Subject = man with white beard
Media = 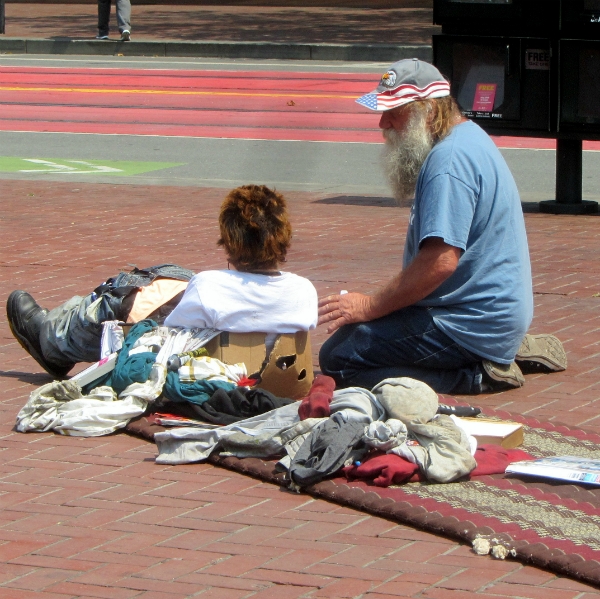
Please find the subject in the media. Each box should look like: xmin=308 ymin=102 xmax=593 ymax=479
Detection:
xmin=318 ymin=59 xmax=566 ymax=395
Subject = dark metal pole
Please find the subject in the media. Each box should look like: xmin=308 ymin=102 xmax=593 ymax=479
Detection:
xmin=556 ymin=138 xmax=582 ymax=204
xmin=539 ymin=138 xmax=598 ymax=214
xmin=0 ymin=0 xmax=5 ymax=35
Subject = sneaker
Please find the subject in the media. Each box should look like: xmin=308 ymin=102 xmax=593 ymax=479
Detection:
xmin=516 ymin=333 xmax=567 ymax=373
xmin=120 ymin=30 xmax=131 ymax=41
xmin=6 ymin=290 xmax=74 ymax=379
xmin=481 ymin=360 xmax=525 ymax=390
xmin=96 ymin=34 xmax=109 ymax=40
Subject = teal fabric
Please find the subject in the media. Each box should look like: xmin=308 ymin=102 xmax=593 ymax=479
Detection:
xmin=82 ymin=319 xmax=237 ymax=405
xmin=109 ymin=319 xmax=158 ymax=393
xmin=163 ymin=372 xmax=236 ymax=406
xmin=82 ymin=319 xmax=157 ymax=394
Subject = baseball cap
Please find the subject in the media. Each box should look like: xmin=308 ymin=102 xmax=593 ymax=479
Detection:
xmin=356 ymin=58 xmax=450 ymax=112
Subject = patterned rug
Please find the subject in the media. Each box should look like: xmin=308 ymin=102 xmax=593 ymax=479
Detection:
xmin=206 ymin=401 xmax=600 ymax=586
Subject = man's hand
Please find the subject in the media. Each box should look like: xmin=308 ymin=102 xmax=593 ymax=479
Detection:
xmin=318 ymin=292 xmax=373 ymax=334
xmin=318 ymin=238 xmax=461 ymax=336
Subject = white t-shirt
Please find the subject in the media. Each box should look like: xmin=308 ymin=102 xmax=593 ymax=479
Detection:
xmin=164 ymin=270 xmax=318 ymax=333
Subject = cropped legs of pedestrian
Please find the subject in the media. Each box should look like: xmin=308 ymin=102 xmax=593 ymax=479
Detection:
xmin=97 ymin=0 xmax=131 ymax=40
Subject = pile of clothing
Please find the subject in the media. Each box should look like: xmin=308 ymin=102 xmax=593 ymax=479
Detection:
xmin=16 ymin=320 xmax=289 ymax=436
xmin=154 ymin=374 xmax=533 ymax=487
xmin=15 ymin=320 xmax=533 ymax=487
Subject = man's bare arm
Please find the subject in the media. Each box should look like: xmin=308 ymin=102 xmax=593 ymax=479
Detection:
xmin=318 ymin=237 xmax=461 ymax=334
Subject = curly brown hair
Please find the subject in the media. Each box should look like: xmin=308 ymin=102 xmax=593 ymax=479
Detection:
xmin=217 ymin=185 xmax=292 ymax=272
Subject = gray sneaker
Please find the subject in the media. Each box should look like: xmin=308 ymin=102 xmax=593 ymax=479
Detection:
xmin=516 ymin=334 xmax=567 ymax=373
xmin=95 ymin=34 xmax=109 ymax=40
xmin=120 ymin=30 xmax=131 ymax=41
xmin=482 ymin=360 xmax=525 ymax=390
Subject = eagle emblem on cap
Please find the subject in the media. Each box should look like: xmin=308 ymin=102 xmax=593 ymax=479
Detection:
xmin=381 ymin=70 xmax=397 ymax=87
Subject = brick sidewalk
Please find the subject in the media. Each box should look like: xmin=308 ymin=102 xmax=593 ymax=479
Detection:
xmin=2 ymin=3 xmax=438 ymax=45
xmin=1 ymin=179 xmax=600 ymax=598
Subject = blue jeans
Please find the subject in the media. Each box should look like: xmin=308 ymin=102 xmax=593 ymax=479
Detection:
xmin=319 ymin=306 xmax=485 ymax=395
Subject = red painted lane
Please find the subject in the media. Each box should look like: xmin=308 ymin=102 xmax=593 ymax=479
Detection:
xmin=0 ymin=66 xmax=378 ymax=81
xmin=0 ymin=66 xmax=375 ymax=94
xmin=0 ymin=119 xmax=382 ymax=143
xmin=0 ymin=66 xmax=376 ymax=141
xmin=2 ymin=66 xmax=600 ymax=150
xmin=0 ymin=90 xmax=367 ymax=113
xmin=0 ymin=103 xmax=376 ymax=130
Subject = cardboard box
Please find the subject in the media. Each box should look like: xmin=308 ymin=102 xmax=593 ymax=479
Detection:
xmin=121 ymin=325 xmax=314 ymax=400
xmin=453 ymin=416 xmax=524 ymax=449
xmin=204 ymin=331 xmax=314 ymax=400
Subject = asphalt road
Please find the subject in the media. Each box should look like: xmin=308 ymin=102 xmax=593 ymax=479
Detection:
xmin=1 ymin=54 xmax=599 ymax=203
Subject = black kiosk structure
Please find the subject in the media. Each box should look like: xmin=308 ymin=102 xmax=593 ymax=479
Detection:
xmin=433 ymin=0 xmax=600 ymax=214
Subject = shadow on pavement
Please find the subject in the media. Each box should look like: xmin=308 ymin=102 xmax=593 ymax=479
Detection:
xmin=314 ymin=195 xmax=396 ymax=207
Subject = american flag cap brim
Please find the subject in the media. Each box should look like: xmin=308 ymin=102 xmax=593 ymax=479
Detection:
xmin=356 ymin=81 xmax=451 ymax=112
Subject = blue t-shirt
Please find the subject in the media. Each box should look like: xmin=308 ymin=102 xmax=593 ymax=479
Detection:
xmin=404 ymin=120 xmax=533 ymax=363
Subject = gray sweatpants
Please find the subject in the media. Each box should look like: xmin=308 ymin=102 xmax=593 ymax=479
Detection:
xmin=97 ymin=0 xmax=131 ymax=36
xmin=39 ymin=294 xmax=105 ymax=367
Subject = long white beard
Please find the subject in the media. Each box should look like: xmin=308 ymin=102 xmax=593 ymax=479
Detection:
xmin=381 ymin=110 xmax=434 ymax=206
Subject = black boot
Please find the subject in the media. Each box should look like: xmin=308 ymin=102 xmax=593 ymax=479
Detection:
xmin=6 ymin=290 xmax=74 ymax=379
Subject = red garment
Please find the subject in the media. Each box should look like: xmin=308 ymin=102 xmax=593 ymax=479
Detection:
xmin=343 ymin=444 xmax=535 ymax=487
xmin=469 ymin=444 xmax=535 ymax=476
xmin=237 ymin=376 xmax=259 ymax=387
xmin=344 ymin=452 xmax=420 ymax=486
xmin=298 ymin=374 xmax=336 ymax=420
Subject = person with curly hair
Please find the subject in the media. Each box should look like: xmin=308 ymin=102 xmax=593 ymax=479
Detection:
xmin=6 ymin=185 xmax=318 ymax=379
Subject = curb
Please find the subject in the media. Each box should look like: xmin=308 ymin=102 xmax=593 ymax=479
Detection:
xmin=0 ymin=38 xmax=432 ymax=62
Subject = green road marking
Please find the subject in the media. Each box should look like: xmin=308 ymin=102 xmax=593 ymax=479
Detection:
xmin=0 ymin=157 xmax=185 ymax=176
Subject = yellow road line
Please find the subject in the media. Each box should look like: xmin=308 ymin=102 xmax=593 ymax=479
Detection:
xmin=0 ymin=85 xmax=360 ymax=99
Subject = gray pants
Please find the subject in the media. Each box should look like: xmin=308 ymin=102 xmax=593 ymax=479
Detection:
xmin=39 ymin=294 xmax=105 ymax=367
xmin=98 ymin=0 xmax=131 ymax=36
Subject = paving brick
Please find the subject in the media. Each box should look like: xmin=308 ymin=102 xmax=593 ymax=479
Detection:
xmin=370 ymin=578 xmax=434 ymax=597
xmin=68 ymin=563 xmax=148 ymax=586
xmin=200 ymin=554 xmax=275 ymax=577
xmin=160 ymin=516 xmax=244 ymax=533
xmin=278 ymin=521 xmax=353 ymax=542
xmin=545 ymin=576 xmax=600 ymax=592
xmin=112 ymin=576 xmax=207 ymax=596
xmin=234 ymin=568 xmax=332 ymax=588
xmin=136 ymin=553 xmax=223 ymax=581
xmin=261 ymin=548 xmax=338 ymax=573
xmin=2 ymin=568 xmax=75 ymax=591
xmin=0 ymin=589 xmax=78 ymax=599
xmin=241 ymin=585 xmax=318 ymax=599
xmin=8 ymin=555 xmax=97 ymax=572
xmin=42 ymin=581 xmax=140 ymax=599
xmin=501 ymin=566 xmax=559 ymax=586
xmin=71 ymin=549 xmax=160 ymax=568
xmin=0 ymin=540 xmax=56 ymax=562
xmin=306 ymin=562 xmax=393 ymax=582
xmin=483 ymin=582 xmax=585 ymax=599
xmin=188 ymin=588 xmax=248 ymax=599
xmin=166 ymin=572 xmax=271 ymax=592
xmin=314 ymin=577 xmax=376 ymax=597
xmin=0 ymin=562 xmax=37 ymax=584
xmin=95 ymin=533 xmax=168 ymax=555
xmin=421 ymin=589 xmax=499 ymax=599
xmin=193 ymin=541 xmax=288 ymax=559
xmin=157 ymin=529 xmax=232 ymax=550
xmin=436 ymin=567 xmax=509 ymax=592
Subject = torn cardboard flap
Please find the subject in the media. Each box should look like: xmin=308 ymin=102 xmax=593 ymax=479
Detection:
xmin=205 ymin=331 xmax=314 ymax=399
